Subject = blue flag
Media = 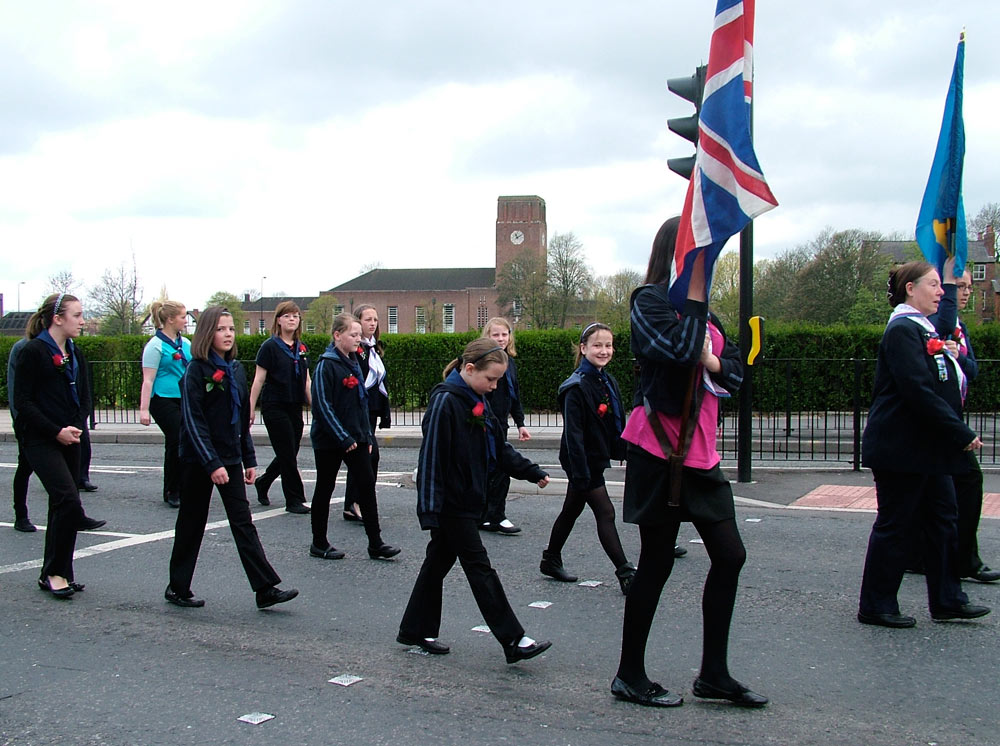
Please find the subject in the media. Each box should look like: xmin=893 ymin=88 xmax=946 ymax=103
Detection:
xmin=915 ymin=32 xmax=966 ymax=278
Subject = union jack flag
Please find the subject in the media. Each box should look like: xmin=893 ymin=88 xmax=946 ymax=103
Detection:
xmin=669 ymin=0 xmax=778 ymax=308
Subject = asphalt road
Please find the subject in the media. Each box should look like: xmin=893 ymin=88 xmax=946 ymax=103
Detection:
xmin=1 ymin=442 xmax=998 ymax=746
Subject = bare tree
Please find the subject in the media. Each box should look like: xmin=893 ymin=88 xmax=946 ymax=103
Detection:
xmin=593 ymin=269 xmax=643 ymax=329
xmin=495 ymin=249 xmax=555 ymax=329
xmin=968 ymin=202 xmax=1000 ymax=255
xmin=90 ymin=258 xmax=144 ymax=334
xmin=47 ymin=270 xmax=81 ymax=295
xmin=548 ymin=232 xmax=592 ymax=328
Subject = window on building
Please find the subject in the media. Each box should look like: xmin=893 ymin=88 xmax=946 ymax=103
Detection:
xmin=388 ymin=306 xmax=398 ymax=334
xmin=333 ymin=304 xmax=344 ymax=315
xmin=511 ymin=299 xmax=523 ymax=321
xmin=443 ymin=304 xmax=455 ymax=333
xmin=415 ymin=306 xmax=426 ymax=334
xmin=305 ymin=323 xmax=315 ymax=333
xmin=258 ymin=318 xmax=266 ymax=333
xmin=244 ymin=320 xmax=251 ymax=334
xmin=477 ymin=304 xmax=488 ymax=330
xmin=973 ymin=264 xmax=986 ymax=281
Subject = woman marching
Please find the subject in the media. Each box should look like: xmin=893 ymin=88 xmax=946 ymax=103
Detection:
xmin=539 ymin=322 xmax=636 ymax=594
xmin=309 ymin=312 xmax=399 ymax=560
xmin=248 ymin=301 xmax=311 ymax=514
xmin=479 ymin=317 xmax=531 ymax=534
xmin=612 ymin=217 xmax=766 ymax=708
xmin=166 ymin=306 xmax=298 ymax=610
xmin=858 ymin=261 xmax=991 ymax=627
xmin=14 ymin=294 xmax=91 ymax=598
xmin=139 ymin=299 xmax=192 ymax=508
xmin=398 ymin=338 xmax=552 ymax=662
xmin=342 ymin=304 xmax=390 ymax=523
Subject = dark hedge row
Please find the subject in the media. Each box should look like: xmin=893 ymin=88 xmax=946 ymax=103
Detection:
xmin=3 ymin=322 xmax=1000 ymax=413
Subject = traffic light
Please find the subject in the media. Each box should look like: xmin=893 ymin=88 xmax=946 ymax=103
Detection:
xmin=666 ymin=65 xmax=707 ymax=180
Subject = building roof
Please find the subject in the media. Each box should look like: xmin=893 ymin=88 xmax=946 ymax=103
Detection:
xmin=871 ymin=238 xmax=994 ymax=264
xmin=240 ymin=296 xmax=319 ymax=311
xmin=327 ymin=268 xmax=496 ymax=293
xmin=0 ymin=311 xmax=31 ymax=335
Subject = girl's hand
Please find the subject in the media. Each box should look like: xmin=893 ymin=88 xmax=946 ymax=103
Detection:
xmin=965 ymin=437 xmax=983 ymax=451
xmin=536 ymin=476 xmax=549 ymax=488
xmin=345 ymin=441 xmax=358 ymax=453
xmin=139 ymin=410 xmax=151 ymax=426
xmin=57 ymin=427 xmax=82 ymax=445
xmin=244 ymin=467 xmax=256 ymax=484
xmin=368 ymin=444 xmax=373 ymax=454
xmin=517 ymin=426 xmax=531 ymax=441
xmin=249 ymin=409 xmax=256 ymax=426
xmin=210 ymin=467 xmax=229 ymax=484
xmin=943 ymin=255 xmax=957 ymax=283
xmin=943 ymin=339 xmax=959 ymax=358
xmin=700 ymin=333 xmax=721 ymax=373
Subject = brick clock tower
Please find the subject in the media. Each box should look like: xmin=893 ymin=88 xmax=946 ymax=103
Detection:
xmin=495 ymin=195 xmax=547 ymax=275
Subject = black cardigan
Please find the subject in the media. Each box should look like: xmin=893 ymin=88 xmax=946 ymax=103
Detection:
xmin=416 ymin=381 xmax=547 ymax=529
xmin=357 ymin=340 xmax=391 ymax=428
xmin=310 ymin=347 xmax=372 ymax=451
xmin=629 ymin=284 xmax=742 ymax=413
xmin=179 ymin=358 xmax=256 ymax=473
xmin=861 ymin=316 xmax=975 ymax=474
xmin=485 ymin=356 xmax=526 ymax=430
xmin=12 ymin=338 xmax=91 ymax=446
xmin=558 ymin=367 xmax=626 ymax=486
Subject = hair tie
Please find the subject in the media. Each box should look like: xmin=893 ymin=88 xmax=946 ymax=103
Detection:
xmin=54 ymin=293 xmax=65 ymax=315
xmin=469 ymin=345 xmax=503 ymax=364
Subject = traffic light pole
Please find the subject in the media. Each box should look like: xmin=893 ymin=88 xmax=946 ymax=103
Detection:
xmin=737 ymin=220 xmax=753 ymax=483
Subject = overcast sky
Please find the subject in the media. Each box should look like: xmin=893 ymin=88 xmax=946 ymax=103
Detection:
xmin=1 ymin=1 xmax=997 ymax=315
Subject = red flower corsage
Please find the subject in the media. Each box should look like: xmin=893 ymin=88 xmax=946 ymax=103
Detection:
xmin=597 ymin=403 xmax=608 ymax=417
xmin=926 ymin=338 xmax=945 ymax=355
xmin=952 ymin=327 xmax=962 ymax=342
xmin=343 ymin=375 xmax=359 ymax=389
xmin=469 ymin=401 xmax=487 ymax=430
xmin=172 ymin=351 xmax=183 ymax=360
xmin=205 ymin=369 xmax=226 ymax=392
xmin=299 ymin=343 xmax=307 ymax=354
xmin=356 ymin=344 xmax=366 ymax=360
xmin=52 ymin=353 xmax=67 ymax=372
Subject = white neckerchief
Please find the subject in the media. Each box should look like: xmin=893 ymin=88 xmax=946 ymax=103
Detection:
xmin=887 ymin=303 xmax=966 ymax=397
xmin=362 ymin=337 xmax=387 ymax=396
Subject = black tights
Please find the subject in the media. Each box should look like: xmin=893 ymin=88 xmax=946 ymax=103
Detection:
xmin=545 ymin=484 xmax=627 ymax=568
xmin=616 ymin=518 xmax=746 ymax=690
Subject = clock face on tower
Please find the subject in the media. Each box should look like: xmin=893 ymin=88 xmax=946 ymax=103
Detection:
xmin=510 ymin=230 xmax=525 ymax=245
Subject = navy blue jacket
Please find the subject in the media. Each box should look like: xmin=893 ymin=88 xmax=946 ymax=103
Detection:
xmin=310 ymin=346 xmax=372 ymax=451
xmin=629 ymin=284 xmax=742 ymax=413
xmin=558 ymin=366 xmax=626 ymax=487
xmin=416 ymin=380 xmax=547 ymax=529
xmin=861 ymin=316 xmax=975 ymax=474
xmin=357 ymin=340 xmax=391 ymax=428
xmin=486 ymin=356 xmax=525 ymax=430
xmin=12 ymin=338 xmax=91 ymax=446
xmin=179 ymin=358 xmax=255 ymax=473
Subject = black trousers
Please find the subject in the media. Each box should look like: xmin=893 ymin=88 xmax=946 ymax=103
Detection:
xmin=149 ymin=395 xmax=183 ymax=499
xmin=259 ymin=402 xmax=306 ymax=506
xmin=345 ymin=413 xmax=380 ymax=511
xmin=23 ymin=441 xmax=83 ymax=581
xmin=953 ymin=453 xmax=986 ymax=577
xmin=78 ymin=424 xmax=92 ymax=483
xmin=860 ymin=470 xmax=968 ymax=615
xmin=400 ymin=515 xmax=524 ymax=647
xmin=169 ymin=462 xmax=282 ymax=594
xmin=482 ymin=428 xmax=512 ymax=524
xmin=12 ymin=435 xmax=31 ymax=520
xmin=312 ymin=446 xmax=382 ymax=549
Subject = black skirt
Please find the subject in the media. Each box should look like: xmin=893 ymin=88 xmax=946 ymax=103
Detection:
xmin=622 ymin=443 xmax=734 ymax=525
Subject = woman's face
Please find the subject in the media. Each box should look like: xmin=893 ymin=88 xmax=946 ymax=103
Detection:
xmin=54 ymin=300 xmax=85 ymax=338
xmin=334 ymin=321 xmax=362 ymax=356
xmin=463 ymin=361 xmax=506 ymax=395
xmin=212 ymin=314 xmax=236 ymax=355
xmin=277 ymin=311 xmax=300 ymax=336
xmin=168 ymin=309 xmax=187 ymax=335
xmin=956 ymin=272 xmax=973 ymax=311
xmin=907 ymin=269 xmax=944 ymax=316
xmin=359 ymin=309 xmax=378 ymax=338
xmin=581 ymin=329 xmax=614 ymax=369
xmin=488 ymin=324 xmax=510 ymax=351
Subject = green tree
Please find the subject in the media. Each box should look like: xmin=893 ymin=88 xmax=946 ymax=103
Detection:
xmin=205 ymin=291 xmax=247 ymax=332
xmin=753 ymin=246 xmax=812 ymax=322
xmin=593 ymin=269 xmax=643 ymax=330
xmin=304 ymin=294 xmax=339 ymax=336
xmin=709 ymin=251 xmax=741 ymax=331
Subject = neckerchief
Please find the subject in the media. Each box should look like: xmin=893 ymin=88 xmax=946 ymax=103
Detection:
xmin=578 ymin=358 xmax=624 ymax=431
xmin=272 ymin=335 xmax=303 ymax=378
xmin=209 ymin=351 xmax=241 ymax=425
xmin=334 ymin=346 xmax=368 ymax=408
xmin=887 ymin=303 xmax=967 ymax=400
xmin=445 ymin=368 xmax=496 ymax=471
xmin=361 ymin=337 xmax=388 ymax=397
xmin=155 ymin=329 xmax=187 ymax=367
xmin=37 ymin=329 xmax=79 ymax=406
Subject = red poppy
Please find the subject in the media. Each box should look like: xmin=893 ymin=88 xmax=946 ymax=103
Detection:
xmin=211 ymin=369 xmax=226 ymax=382
xmin=926 ymin=338 xmax=945 ymax=355
xmin=953 ymin=327 xmax=962 ymax=341
xmin=469 ymin=401 xmax=487 ymax=429
xmin=299 ymin=344 xmax=307 ymax=354
xmin=52 ymin=353 xmax=64 ymax=368
xmin=472 ymin=402 xmax=485 ymax=417
xmin=597 ymin=403 xmax=608 ymax=417
xmin=343 ymin=375 xmax=359 ymax=389
xmin=172 ymin=351 xmax=183 ymax=360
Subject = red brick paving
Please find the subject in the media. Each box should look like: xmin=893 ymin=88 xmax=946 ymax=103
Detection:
xmin=792 ymin=486 xmax=1000 ymax=517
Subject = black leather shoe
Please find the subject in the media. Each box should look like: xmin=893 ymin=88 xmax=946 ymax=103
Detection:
xmin=616 ymin=562 xmax=637 ymax=595
xmin=857 ymin=610 xmax=916 ymax=628
xmin=310 ymin=543 xmax=346 ymax=560
xmin=692 ymin=677 xmax=768 ymax=707
xmin=254 ymin=477 xmax=270 ymax=506
xmin=164 ymin=492 xmax=181 ymax=508
xmin=396 ymin=633 xmax=450 ymax=654
xmin=494 ymin=520 xmax=521 ymax=535
xmin=14 ymin=517 xmax=37 ymax=532
xmin=611 ymin=676 xmax=683 ymax=707
xmin=256 ymin=586 xmax=299 ymax=609
xmin=674 ymin=545 xmax=687 ymax=558
xmin=504 ymin=639 xmax=551 ymax=664
xmin=965 ymin=565 xmax=1000 ymax=583
xmin=165 ymin=586 xmax=205 ymax=607
xmin=78 ymin=480 xmax=98 ymax=492
xmin=69 ymin=582 xmax=85 ymax=593
xmin=78 ymin=516 xmax=107 ymax=531
xmin=368 ymin=544 xmax=401 ymax=560
xmin=343 ymin=506 xmax=362 ymax=522
xmin=479 ymin=522 xmax=498 ymax=532
xmin=931 ymin=603 xmax=991 ymax=621
xmin=38 ymin=578 xmax=75 ymax=599
xmin=540 ymin=550 xmax=577 ymax=582
xmin=285 ymin=503 xmax=310 ymax=514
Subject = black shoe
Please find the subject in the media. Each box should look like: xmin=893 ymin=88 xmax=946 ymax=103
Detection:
xmin=396 ymin=633 xmax=450 ymax=654
xmin=494 ymin=519 xmax=521 ymax=535
xmin=504 ymin=639 xmax=551 ymax=664
xmin=165 ymin=586 xmax=205 ymax=608
xmin=611 ymin=676 xmax=683 ymax=707
xmin=479 ymin=522 xmax=498 ymax=532
xmin=343 ymin=506 xmax=362 ymax=522
xmin=164 ymin=492 xmax=181 ymax=508
xmin=78 ymin=516 xmax=107 ymax=531
xmin=14 ymin=517 xmax=37 ymax=532
xmin=285 ymin=503 xmax=310 ymax=514
xmin=857 ymin=610 xmax=916 ymax=628
xmin=254 ymin=477 xmax=270 ymax=506
xmin=78 ymin=480 xmax=98 ymax=492
xmin=310 ymin=543 xmax=346 ymax=560
xmin=692 ymin=677 xmax=768 ymax=707
xmin=540 ymin=550 xmax=578 ymax=582
xmin=38 ymin=578 xmax=74 ymax=599
xmin=69 ymin=582 xmax=85 ymax=593
xmin=256 ymin=586 xmax=299 ymax=609
xmin=674 ymin=545 xmax=687 ymax=558
xmin=615 ymin=562 xmax=636 ymax=595
xmin=931 ymin=603 xmax=991 ymax=621
xmin=965 ymin=565 xmax=1000 ymax=583
xmin=368 ymin=544 xmax=401 ymax=560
